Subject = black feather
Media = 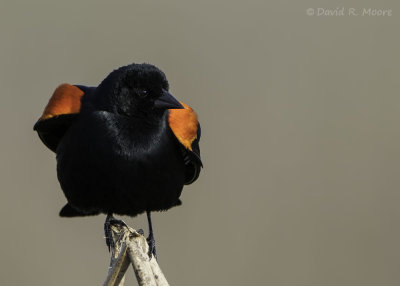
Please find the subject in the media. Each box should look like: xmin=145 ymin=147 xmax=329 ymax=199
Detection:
xmin=35 ymin=63 xmax=202 ymax=217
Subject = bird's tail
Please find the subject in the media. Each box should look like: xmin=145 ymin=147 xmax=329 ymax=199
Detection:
xmin=59 ymin=203 xmax=99 ymax=217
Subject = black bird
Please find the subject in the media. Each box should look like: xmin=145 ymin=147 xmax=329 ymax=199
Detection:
xmin=34 ymin=63 xmax=202 ymax=258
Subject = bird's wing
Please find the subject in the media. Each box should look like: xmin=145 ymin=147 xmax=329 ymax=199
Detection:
xmin=168 ymin=102 xmax=203 ymax=185
xmin=33 ymin=84 xmax=95 ymax=152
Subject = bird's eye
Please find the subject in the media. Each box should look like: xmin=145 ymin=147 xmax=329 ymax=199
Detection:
xmin=138 ymin=89 xmax=148 ymax=98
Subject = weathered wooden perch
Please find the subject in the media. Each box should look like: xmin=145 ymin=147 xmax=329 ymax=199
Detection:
xmin=103 ymin=223 xmax=169 ymax=286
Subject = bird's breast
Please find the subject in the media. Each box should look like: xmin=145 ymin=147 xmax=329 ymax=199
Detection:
xmin=60 ymin=111 xmax=182 ymax=176
xmin=56 ymin=111 xmax=185 ymax=215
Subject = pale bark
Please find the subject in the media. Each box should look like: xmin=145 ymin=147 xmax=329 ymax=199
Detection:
xmin=103 ymin=223 xmax=169 ymax=286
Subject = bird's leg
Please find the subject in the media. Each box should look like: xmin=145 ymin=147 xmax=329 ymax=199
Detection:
xmin=104 ymin=213 xmax=127 ymax=252
xmin=146 ymin=211 xmax=158 ymax=260
xmin=104 ymin=213 xmax=114 ymax=251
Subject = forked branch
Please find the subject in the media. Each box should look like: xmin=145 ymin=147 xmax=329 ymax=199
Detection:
xmin=103 ymin=223 xmax=169 ymax=286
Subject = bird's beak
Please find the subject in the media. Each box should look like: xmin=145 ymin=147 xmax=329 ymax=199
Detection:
xmin=154 ymin=90 xmax=184 ymax=109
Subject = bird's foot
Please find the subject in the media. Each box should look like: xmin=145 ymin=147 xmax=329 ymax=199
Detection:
xmin=104 ymin=213 xmax=128 ymax=252
xmin=147 ymin=233 xmax=158 ymax=260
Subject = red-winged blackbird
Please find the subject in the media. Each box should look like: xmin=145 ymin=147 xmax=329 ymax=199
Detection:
xmin=34 ymin=63 xmax=202 ymax=258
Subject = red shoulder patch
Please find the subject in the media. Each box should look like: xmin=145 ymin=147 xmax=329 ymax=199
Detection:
xmin=168 ymin=102 xmax=198 ymax=151
xmin=40 ymin=84 xmax=84 ymax=120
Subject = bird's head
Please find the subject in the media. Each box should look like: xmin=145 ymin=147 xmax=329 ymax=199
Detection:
xmin=90 ymin=63 xmax=183 ymax=120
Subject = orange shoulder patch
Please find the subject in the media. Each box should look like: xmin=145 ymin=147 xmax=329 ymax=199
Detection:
xmin=40 ymin=84 xmax=84 ymax=120
xmin=168 ymin=102 xmax=198 ymax=151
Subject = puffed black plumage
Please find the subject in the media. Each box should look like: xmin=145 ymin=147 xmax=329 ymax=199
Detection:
xmin=34 ymin=63 xmax=202 ymax=218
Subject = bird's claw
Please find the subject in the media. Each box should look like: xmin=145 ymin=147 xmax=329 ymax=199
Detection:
xmin=104 ymin=213 xmax=157 ymax=260
xmin=147 ymin=234 xmax=158 ymax=260
xmin=104 ymin=214 xmax=128 ymax=252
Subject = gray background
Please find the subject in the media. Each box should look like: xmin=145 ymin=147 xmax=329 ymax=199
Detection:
xmin=1 ymin=1 xmax=399 ymax=285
